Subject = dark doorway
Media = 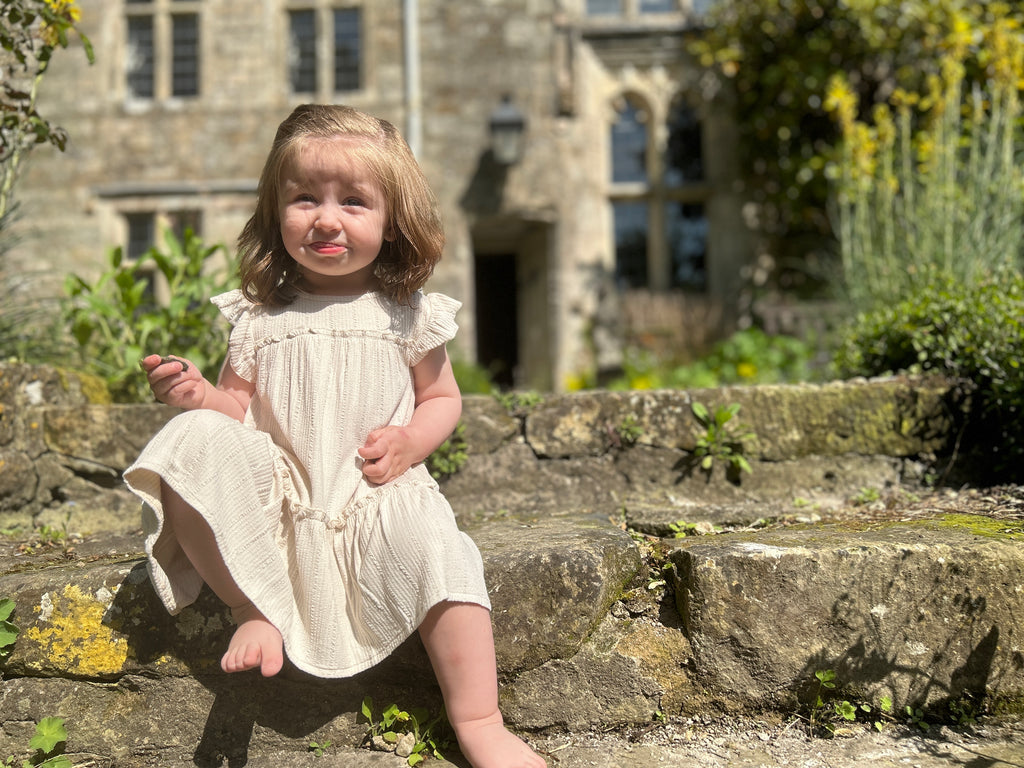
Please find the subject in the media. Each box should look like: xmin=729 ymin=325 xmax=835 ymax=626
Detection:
xmin=474 ymin=253 xmax=518 ymax=388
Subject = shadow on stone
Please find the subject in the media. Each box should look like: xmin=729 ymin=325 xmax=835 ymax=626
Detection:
xmin=105 ymin=565 xmax=445 ymax=765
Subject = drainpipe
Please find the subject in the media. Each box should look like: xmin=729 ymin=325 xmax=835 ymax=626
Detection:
xmin=403 ymin=0 xmax=422 ymax=158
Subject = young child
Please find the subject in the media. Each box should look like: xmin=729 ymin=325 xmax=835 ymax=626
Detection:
xmin=124 ymin=104 xmax=546 ymax=768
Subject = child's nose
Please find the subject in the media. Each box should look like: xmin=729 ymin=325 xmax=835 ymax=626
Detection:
xmin=315 ymin=205 xmax=344 ymax=231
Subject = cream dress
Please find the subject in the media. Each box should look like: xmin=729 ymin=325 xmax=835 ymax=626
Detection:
xmin=123 ymin=289 xmax=489 ymax=678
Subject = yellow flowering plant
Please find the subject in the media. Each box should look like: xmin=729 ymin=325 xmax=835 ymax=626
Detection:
xmin=690 ymin=0 xmax=1024 ymax=299
xmin=825 ymin=3 xmax=1024 ymax=311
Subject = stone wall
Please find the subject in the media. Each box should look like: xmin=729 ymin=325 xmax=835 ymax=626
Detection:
xmin=0 ymin=362 xmax=966 ymax=535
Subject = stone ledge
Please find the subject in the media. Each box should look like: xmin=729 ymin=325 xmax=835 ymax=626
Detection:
xmin=670 ymin=516 xmax=1024 ymax=713
xmin=0 ymin=363 xmax=967 ymax=534
xmin=3 ymin=512 xmax=1023 ymax=766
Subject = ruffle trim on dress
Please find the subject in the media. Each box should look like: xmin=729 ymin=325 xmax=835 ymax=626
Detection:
xmin=248 ymin=325 xmax=457 ymax=364
xmin=406 ymin=293 xmax=461 ymax=365
xmin=287 ymin=475 xmax=440 ymax=532
xmin=212 ymin=290 xmax=259 ymax=381
xmin=211 ymin=289 xmax=250 ymax=324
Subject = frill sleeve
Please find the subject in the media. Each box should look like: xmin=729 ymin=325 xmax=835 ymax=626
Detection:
xmin=406 ymin=291 xmax=461 ymax=366
xmin=210 ymin=290 xmax=257 ymax=382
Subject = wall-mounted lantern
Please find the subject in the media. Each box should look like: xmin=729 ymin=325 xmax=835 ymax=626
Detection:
xmin=488 ymin=95 xmax=527 ymax=166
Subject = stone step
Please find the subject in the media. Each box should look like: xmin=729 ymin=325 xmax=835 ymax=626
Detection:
xmin=1 ymin=509 xmax=1022 ymax=767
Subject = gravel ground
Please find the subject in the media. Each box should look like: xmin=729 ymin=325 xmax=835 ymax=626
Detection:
xmin=527 ymin=716 xmax=1024 ymax=768
xmin=170 ymin=717 xmax=1024 ymax=768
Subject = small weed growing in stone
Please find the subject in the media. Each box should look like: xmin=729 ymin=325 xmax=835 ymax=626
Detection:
xmin=494 ymin=390 xmax=543 ymax=412
xmin=307 ymin=739 xmax=332 ymax=757
xmin=691 ymin=402 xmax=753 ymax=476
xmin=905 ymin=705 xmax=930 ymax=732
xmin=16 ymin=511 xmax=77 ymax=557
xmin=361 ymin=697 xmax=451 ymax=766
xmin=1 ymin=608 xmax=72 ymax=768
xmin=616 ymin=414 xmax=644 ymax=445
xmin=947 ymin=694 xmax=978 ymax=726
xmin=646 ymin=562 xmax=673 ymax=591
xmin=803 ymin=670 xmax=896 ymax=736
xmin=3 ymin=717 xmax=70 ymax=768
xmin=668 ymin=520 xmax=719 ymax=538
xmin=851 ymin=487 xmax=881 ymax=506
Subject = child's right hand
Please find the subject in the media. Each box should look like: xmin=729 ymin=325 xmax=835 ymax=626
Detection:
xmin=139 ymin=354 xmax=206 ymax=409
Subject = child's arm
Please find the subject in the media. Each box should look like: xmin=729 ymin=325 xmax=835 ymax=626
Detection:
xmin=140 ymin=354 xmax=254 ymax=422
xmin=358 ymin=344 xmax=462 ymax=485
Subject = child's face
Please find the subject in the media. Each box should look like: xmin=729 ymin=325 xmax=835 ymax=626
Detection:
xmin=278 ymin=137 xmax=392 ymax=295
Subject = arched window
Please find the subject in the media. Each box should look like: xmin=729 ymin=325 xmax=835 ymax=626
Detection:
xmin=611 ymin=96 xmax=648 ymax=183
xmin=610 ymin=93 xmax=708 ymax=291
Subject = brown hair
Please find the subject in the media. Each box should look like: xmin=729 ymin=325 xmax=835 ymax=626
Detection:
xmin=237 ymin=104 xmax=445 ymax=306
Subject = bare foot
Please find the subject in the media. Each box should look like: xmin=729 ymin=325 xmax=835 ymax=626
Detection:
xmin=452 ymin=712 xmax=547 ymax=768
xmin=222 ymin=603 xmax=284 ymax=677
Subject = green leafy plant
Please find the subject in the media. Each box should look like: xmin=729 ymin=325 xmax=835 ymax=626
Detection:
xmin=905 ymin=705 xmax=930 ymax=732
xmin=307 ymin=739 xmax=332 ymax=758
xmin=360 ymin=697 xmax=451 ymax=766
xmin=691 ymin=402 xmax=754 ymax=476
xmin=426 ymin=422 xmax=468 ymax=480
xmin=804 ymin=670 xmax=895 ymax=737
xmin=493 ymin=390 xmax=543 ymax=412
xmin=62 ymin=228 xmax=237 ymax=402
xmin=0 ymin=598 xmax=18 ymax=661
xmin=668 ymin=520 xmax=719 ymax=538
xmin=833 ymin=271 xmax=1024 ymax=481
xmin=450 ymin=358 xmax=497 ymax=395
xmin=851 ymin=487 xmax=881 ymax=506
xmin=616 ymin=414 xmax=643 ymax=445
xmin=3 ymin=717 xmax=70 ymax=768
xmin=608 ymin=328 xmax=818 ymax=391
xmin=948 ymin=694 xmax=977 ymax=726
xmin=646 ymin=562 xmax=673 ymax=591
xmin=0 ymin=608 xmax=70 ymax=767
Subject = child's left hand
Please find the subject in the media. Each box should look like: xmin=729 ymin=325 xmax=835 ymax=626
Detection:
xmin=358 ymin=426 xmax=420 ymax=484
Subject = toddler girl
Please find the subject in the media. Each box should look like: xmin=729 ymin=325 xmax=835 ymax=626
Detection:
xmin=124 ymin=104 xmax=545 ymax=768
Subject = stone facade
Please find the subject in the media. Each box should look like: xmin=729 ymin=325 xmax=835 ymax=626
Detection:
xmin=8 ymin=0 xmax=750 ymax=391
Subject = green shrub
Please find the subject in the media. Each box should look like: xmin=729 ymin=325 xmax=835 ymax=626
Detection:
xmin=832 ymin=270 xmax=1024 ymax=480
xmin=62 ymin=229 xmax=237 ymax=402
xmin=450 ymin=357 xmax=496 ymax=395
xmin=609 ymin=328 xmax=817 ymax=390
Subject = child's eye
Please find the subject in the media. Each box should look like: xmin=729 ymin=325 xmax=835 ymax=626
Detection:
xmin=343 ymin=197 xmax=365 ymax=207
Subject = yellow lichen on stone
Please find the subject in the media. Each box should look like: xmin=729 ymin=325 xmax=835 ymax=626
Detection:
xmin=25 ymin=584 xmax=129 ymax=676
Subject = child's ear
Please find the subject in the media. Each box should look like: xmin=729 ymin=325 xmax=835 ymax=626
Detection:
xmin=384 ymin=223 xmax=396 ymax=242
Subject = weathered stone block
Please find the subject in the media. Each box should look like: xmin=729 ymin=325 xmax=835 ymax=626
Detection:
xmin=670 ymin=516 xmax=1024 ymax=711
xmin=471 ymin=517 xmax=642 ymax=672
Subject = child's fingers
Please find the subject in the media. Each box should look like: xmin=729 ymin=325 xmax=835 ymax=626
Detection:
xmin=358 ymin=433 xmax=387 ymax=461
xmin=362 ymin=456 xmax=389 ymax=481
xmin=139 ymin=354 xmax=164 ymax=373
xmin=159 ymin=356 xmax=190 ymax=372
xmin=140 ymin=355 xmax=190 ymax=374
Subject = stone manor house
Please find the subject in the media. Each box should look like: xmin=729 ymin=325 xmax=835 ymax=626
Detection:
xmin=12 ymin=0 xmax=750 ymax=391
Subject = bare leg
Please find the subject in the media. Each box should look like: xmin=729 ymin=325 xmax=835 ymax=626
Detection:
xmin=418 ymin=602 xmax=546 ymax=768
xmin=161 ymin=480 xmax=284 ymax=677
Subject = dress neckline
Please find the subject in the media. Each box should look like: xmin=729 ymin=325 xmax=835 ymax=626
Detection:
xmin=295 ymin=289 xmax=380 ymax=302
